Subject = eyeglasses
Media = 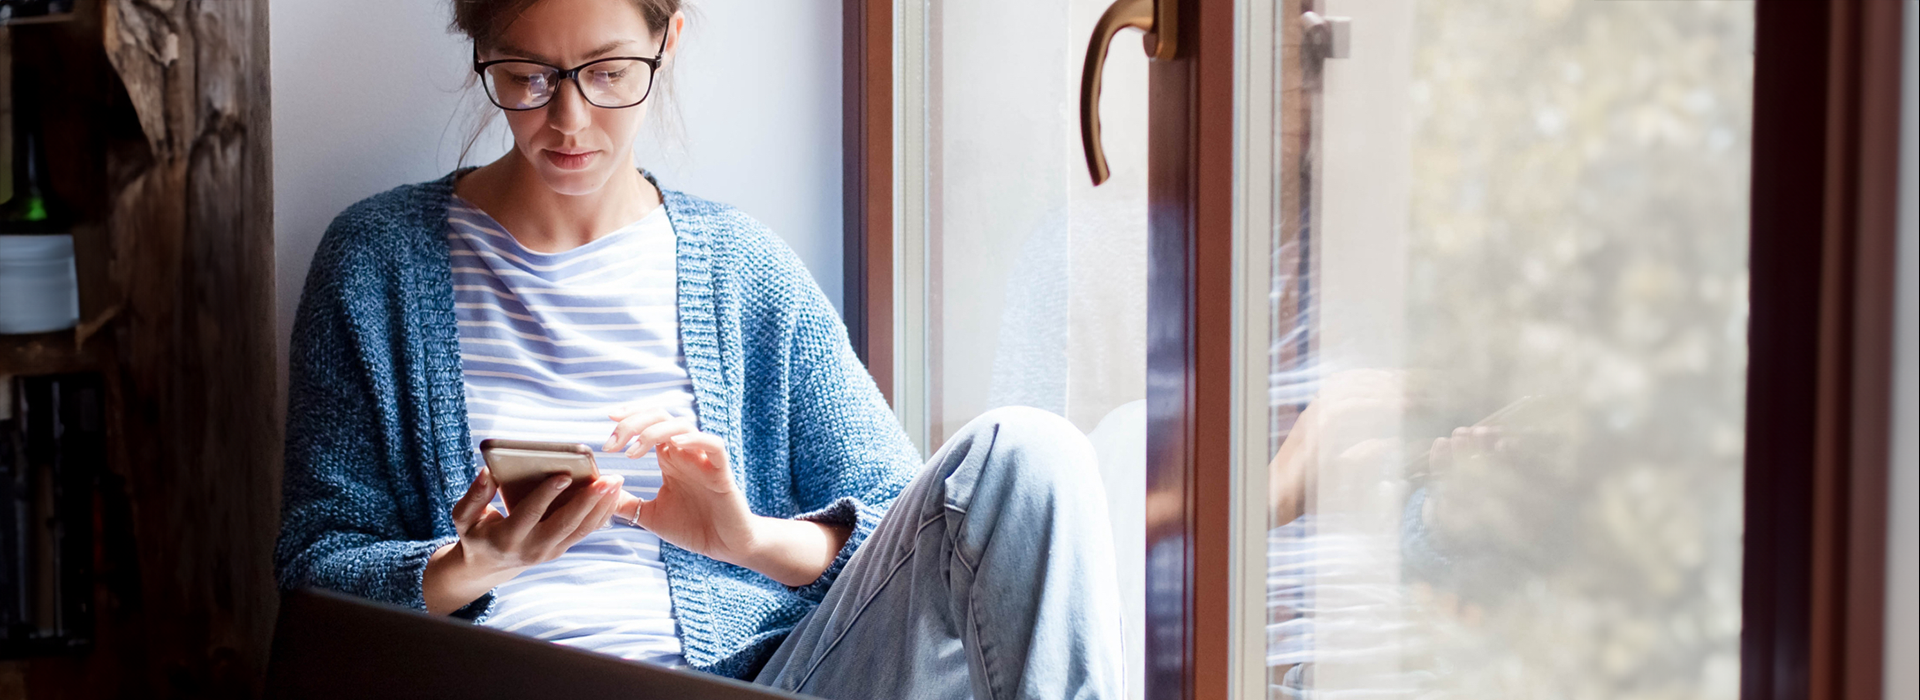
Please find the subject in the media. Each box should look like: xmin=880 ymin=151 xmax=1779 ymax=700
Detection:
xmin=472 ymin=32 xmax=668 ymax=111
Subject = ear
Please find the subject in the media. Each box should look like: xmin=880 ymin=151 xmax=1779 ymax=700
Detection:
xmin=662 ymin=11 xmax=688 ymax=63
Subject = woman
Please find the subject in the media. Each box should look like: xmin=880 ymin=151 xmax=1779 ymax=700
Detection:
xmin=272 ymin=0 xmax=1124 ymax=697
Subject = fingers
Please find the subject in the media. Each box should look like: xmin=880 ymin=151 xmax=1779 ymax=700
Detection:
xmin=660 ymin=433 xmax=733 ymax=491
xmin=1428 ymin=433 xmax=1451 ymax=471
xmin=504 ymin=473 xmax=574 ymax=540
xmin=660 ymin=433 xmax=727 ymax=473
xmin=451 ymin=468 xmax=498 ymax=535
xmin=536 ymin=475 xmax=622 ymax=551
xmin=566 ymin=478 xmax=625 ymax=543
xmin=604 ymin=408 xmax=674 ymax=452
xmin=1454 ymin=426 xmax=1491 ymax=465
xmin=667 ymin=431 xmax=727 ymax=458
xmin=625 ymin=420 xmax=697 ymax=459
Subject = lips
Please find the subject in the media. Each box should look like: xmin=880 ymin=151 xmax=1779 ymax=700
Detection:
xmin=542 ymin=148 xmax=598 ymax=171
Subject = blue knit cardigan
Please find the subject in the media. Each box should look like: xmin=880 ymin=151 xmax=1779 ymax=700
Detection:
xmin=274 ymin=170 xmax=922 ymax=679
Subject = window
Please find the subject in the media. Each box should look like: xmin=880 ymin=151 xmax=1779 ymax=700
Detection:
xmin=1252 ymin=2 xmax=1755 ymax=697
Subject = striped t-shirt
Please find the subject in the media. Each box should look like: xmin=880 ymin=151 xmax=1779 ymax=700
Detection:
xmin=447 ymin=195 xmax=691 ymax=666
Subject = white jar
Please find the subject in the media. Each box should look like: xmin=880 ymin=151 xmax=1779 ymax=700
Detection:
xmin=0 ymin=234 xmax=80 ymax=335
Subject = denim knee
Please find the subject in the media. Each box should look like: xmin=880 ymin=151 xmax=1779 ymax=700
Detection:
xmin=951 ymin=406 xmax=1106 ymax=514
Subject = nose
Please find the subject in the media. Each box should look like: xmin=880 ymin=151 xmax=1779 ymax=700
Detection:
xmin=543 ymin=77 xmax=592 ymax=136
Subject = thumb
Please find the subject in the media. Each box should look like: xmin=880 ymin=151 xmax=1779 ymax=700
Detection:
xmin=451 ymin=468 xmax=496 ymax=534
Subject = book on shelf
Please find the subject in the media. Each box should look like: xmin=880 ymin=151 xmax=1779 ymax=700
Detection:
xmin=0 ymin=372 xmax=98 ymax=656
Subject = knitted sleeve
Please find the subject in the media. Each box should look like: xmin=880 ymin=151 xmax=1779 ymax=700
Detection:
xmin=753 ymin=235 xmax=923 ymax=601
xmin=272 ymin=216 xmax=485 ymax=619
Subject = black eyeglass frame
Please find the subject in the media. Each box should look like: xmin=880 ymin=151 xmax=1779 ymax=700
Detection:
xmin=471 ymin=31 xmax=670 ymax=111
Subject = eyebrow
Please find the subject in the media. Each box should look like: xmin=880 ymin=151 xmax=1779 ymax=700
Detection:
xmin=492 ymin=39 xmax=640 ymax=65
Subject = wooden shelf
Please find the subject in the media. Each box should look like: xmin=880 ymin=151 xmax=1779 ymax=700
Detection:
xmin=0 ymin=12 xmax=76 ymax=27
xmin=3 ymin=0 xmax=278 ymax=693
xmin=0 ymin=329 xmax=102 ymax=377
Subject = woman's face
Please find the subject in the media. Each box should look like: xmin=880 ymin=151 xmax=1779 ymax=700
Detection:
xmin=487 ymin=0 xmax=670 ymax=196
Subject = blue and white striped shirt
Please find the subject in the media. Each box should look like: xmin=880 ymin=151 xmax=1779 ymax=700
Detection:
xmin=447 ymin=195 xmax=690 ymax=666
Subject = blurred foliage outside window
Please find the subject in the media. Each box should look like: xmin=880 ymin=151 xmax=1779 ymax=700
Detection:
xmin=1268 ymin=1 xmax=1753 ymax=699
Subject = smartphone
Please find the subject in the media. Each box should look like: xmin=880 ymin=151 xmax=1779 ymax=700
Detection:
xmin=479 ymin=439 xmax=599 ymax=518
xmin=1403 ymin=395 xmax=1546 ymax=480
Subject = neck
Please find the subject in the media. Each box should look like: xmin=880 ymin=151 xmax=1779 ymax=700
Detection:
xmin=457 ymin=149 xmax=661 ymax=254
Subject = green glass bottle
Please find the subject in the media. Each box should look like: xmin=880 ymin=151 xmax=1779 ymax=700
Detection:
xmin=0 ymin=71 xmax=79 ymax=335
xmin=0 ymin=128 xmax=67 ymax=234
xmin=1 ymin=68 xmax=68 ymax=233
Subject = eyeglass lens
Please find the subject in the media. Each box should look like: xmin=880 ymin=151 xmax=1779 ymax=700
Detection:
xmin=482 ymin=59 xmax=654 ymax=110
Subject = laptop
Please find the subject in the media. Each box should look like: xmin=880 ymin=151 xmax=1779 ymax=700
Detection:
xmin=266 ymin=587 xmax=808 ymax=699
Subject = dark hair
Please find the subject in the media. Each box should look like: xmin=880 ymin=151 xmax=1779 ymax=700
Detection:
xmin=449 ymin=0 xmax=688 ymax=166
xmin=451 ymin=0 xmax=681 ymax=52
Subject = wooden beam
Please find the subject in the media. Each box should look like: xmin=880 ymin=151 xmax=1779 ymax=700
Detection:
xmin=1145 ymin=0 xmax=1235 ymax=697
xmin=1742 ymin=2 xmax=1905 ymax=699
xmin=17 ymin=0 xmax=284 ymax=696
xmin=843 ymin=0 xmax=894 ymax=402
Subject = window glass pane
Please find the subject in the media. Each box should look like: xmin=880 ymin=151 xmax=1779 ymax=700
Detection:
xmin=901 ymin=0 xmax=1150 ymax=696
xmin=1263 ymin=2 xmax=1753 ymax=698
xmin=923 ymin=0 xmax=1149 ymax=447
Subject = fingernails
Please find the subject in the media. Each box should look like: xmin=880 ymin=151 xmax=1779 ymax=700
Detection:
xmin=553 ymin=477 xmax=572 ymax=490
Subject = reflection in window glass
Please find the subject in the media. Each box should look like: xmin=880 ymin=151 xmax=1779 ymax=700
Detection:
xmin=1265 ymin=2 xmax=1752 ymax=698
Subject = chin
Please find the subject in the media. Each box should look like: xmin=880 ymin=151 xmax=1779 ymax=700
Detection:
xmin=534 ymin=162 xmax=620 ymax=197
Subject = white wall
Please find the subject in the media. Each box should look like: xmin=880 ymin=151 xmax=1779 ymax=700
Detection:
xmin=271 ymin=0 xmax=844 ymax=381
xmin=1885 ymin=5 xmax=1917 ymax=699
xmin=638 ymin=0 xmax=843 ymax=310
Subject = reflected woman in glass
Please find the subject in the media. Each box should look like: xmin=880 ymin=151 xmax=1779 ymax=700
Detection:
xmin=273 ymin=0 xmax=1123 ymax=697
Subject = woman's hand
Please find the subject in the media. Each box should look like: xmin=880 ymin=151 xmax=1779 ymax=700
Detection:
xmin=604 ymin=407 xmax=758 ymax=562
xmin=422 ymin=467 xmax=625 ymax=615
xmin=606 ymin=407 xmax=849 ymax=587
xmin=1269 ymin=369 xmax=1415 ymax=523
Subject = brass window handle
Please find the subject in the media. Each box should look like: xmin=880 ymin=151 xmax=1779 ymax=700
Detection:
xmin=1079 ymin=0 xmax=1176 ymax=186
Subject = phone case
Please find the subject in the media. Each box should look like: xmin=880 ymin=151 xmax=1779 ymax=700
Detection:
xmin=479 ymin=439 xmax=599 ymax=517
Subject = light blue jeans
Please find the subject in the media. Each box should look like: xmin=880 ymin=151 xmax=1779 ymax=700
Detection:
xmin=752 ymin=406 xmax=1126 ymax=700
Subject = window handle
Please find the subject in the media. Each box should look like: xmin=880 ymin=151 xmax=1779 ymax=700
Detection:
xmin=1079 ymin=0 xmax=1177 ymax=185
xmin=1301 ymin=11 xmax=1352 ymax=59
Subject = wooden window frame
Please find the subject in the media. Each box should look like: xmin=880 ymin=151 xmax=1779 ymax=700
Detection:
xmin=1141 ymin=0 xmax=1237 ymax=698
xmin=843 ymin=0 xmax=894 ymax=403
xmin=840 ymin=1 xmax=1909 ymax=698
xmin=1743 ymin=2 xmax=1905 ymax=700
